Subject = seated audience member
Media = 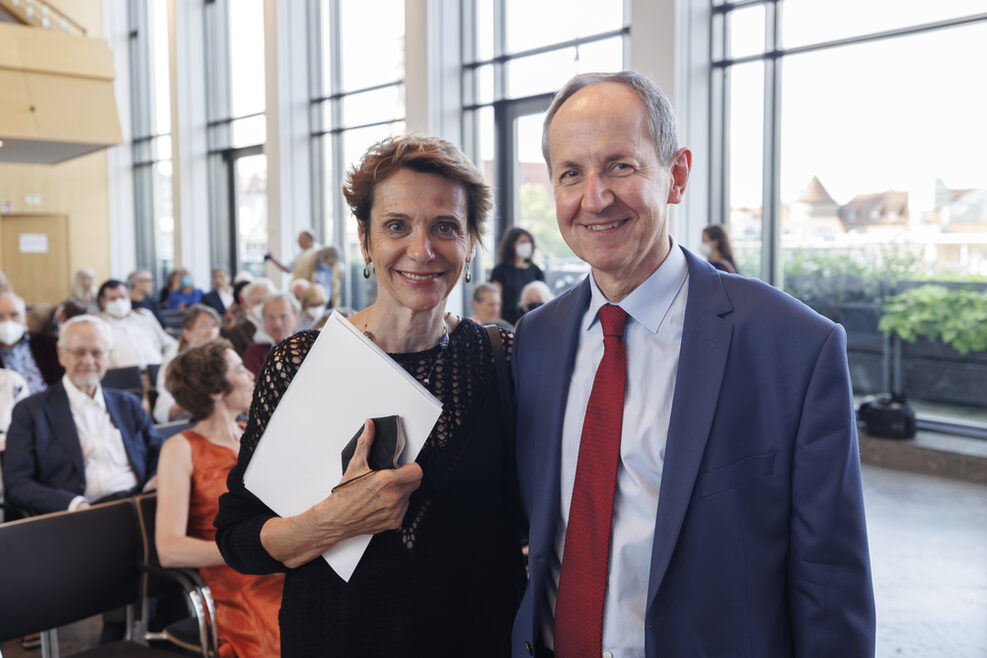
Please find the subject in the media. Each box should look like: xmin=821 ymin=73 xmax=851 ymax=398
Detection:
xmin=153 ymin=305 xmax=222 ymax=423
xmin=470 ymin=282 xmax=504 ymax=326
xmin=0 ymin=292 xmax=63 ymax=394
xmin=0 ymin=269 xmax=11 ymax=293
xmin=314 ymin=245 xmax=344 ymax=307
xmin=128 ymin=269 xmax=164 ymax=325
xmin=166 ymin=272 xmax=203 ymax=310
xmin=517 ymin=279 xmax=554 ymax=319
xmin=2 ymin=315 xmax=163 ymax=514
xmin=295 ymin=283 xmax=328 ymax=332
xmin=201 ymin=268 xmax=234 ymax=316
xmin=157 ymin=340 xmax=283 ymax=657
xmin=66 ymin=267 xmax=100 ymax=312
xmin=289 ymin=278 xmax=311 ymax=303
xmin=159 ymin=269 xmax=183 ymax=306
xmin=222 ymin=278 xmax=276 ymax=356
xmin=98 ymin=279 xmax=177 ymax=369
xmin=242 ymin=293 xmax=298 ymax=376
xmin=0 ymin=367 xmax=30 ymax=521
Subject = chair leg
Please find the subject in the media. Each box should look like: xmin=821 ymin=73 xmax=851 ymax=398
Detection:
xmin=40 ymin=629 xmax=59 ymax=658
xmin=199 ymin=585 xmax=219 ymax=654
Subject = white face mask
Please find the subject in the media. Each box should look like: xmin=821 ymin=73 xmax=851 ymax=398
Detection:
xmin=515 ymin=241 xmax=533 ymax=260
xmin=249 ymin=305 xmax=265 ymax=324
xmin=0 ymin=320 xmax=26 ymax=346
xmin=105 ymin=298 xmax=132 ymax=318
xmin=306 ymin=307 xmax=322 ymax=320
xmin=699 ymin=242 xmax=713 ymax=258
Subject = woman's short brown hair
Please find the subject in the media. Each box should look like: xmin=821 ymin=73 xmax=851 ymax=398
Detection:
xmin=177 ymin=303 xmax=222 ymax=352
xmin=165 ymin=338 xmax=234 ymax=422
xmin=342 ymin=134 xmax=492 ymax=251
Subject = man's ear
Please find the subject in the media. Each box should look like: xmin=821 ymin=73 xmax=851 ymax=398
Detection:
xmin=666 ymin=147 xmax=692 ymax=205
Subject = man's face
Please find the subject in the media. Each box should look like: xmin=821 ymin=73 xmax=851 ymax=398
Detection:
xmin=58 ymin=323 xmax=110 ymax=393
xmin=212 ymin=269 xmax=230 ymax=290
xmin=245 ymin=287 xmax=269 ymax=311
xmin=0 ymin=294 xmax=25 ymax=325
xmin=100 ymin=284 xmax=129 ymax=310
xmin=133 ymin=271 xmax=154 ymax=297
xmin=546 ymin=82 xmax=691 ymax=300
xmin=472 ymin=290 xmax=502 ymax=324
xmin=263 ymin=299 xmax=297 ymax=344
xmin=298 ymin=232 xmax=314 ymax=250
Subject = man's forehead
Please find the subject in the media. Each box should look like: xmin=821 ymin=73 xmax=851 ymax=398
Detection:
xmin=63 ymin=324 xmax=106 ymax=346
xmin=0 ymin=295 xmax=22 ymax=314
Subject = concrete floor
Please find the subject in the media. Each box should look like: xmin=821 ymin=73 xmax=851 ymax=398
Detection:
xmin=2 ymin=464 xmax=985 ymax=657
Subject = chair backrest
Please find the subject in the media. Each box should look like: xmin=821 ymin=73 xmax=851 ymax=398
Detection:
xmin=101 ymin=366 xmax=144 ymax=398
xmin=160 ymin=310 xmax=184 ymax=331
xmin=154 ymin=421 xmax=195 ymax=439
xmin=134 ymin=493 xmax=161 ymax=567
xmin=0 ymin=499 xmax=142 ymax=641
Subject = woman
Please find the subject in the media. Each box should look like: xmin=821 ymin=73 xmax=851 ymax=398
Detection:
xmin=167 ymin=271 xmax=204 ymax=310
xmin=701 ymin=224 xmax=739 ymax=274
xmin=294 ymin=283 xmax=328 ymax=332
xmin=157 ymin=339 xmax=283 ymax=657
xmin=66 ymin=267 xmax=99 ymax=312
xmin=153 ymin=304 xmax=222 ymax=423
xmin=490 ymin=227 xmax=545 ymax=324
xmin=215 ymin=135 xmax=525 ymax=656
xmin=159 ymin=269 xmax=184 ymax=306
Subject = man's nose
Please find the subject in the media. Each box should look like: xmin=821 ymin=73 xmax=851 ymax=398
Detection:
xmin=580 ymin=172 xmax=614 ymax=213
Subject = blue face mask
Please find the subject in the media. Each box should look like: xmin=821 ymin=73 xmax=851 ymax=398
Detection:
xmin=181 ymin=275 xmax=193 ymax=287
xmin=315 ymin=261 xmax=330 ymax=272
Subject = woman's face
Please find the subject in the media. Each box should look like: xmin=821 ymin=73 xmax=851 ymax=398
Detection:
xmin=222 ymin=349 xmax=254 ymax=414
xmin=183 ymin=313 xmax=220 ymax=347
xmin=361 ymin=168 xmax=472 ymax=314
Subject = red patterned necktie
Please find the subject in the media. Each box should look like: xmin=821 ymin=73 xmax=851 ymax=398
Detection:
xmin=554 ymin=303 xmax=629 ymax=657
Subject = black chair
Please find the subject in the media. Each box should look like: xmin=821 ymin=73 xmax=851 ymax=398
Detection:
xmin=159 ymin=310 xmax=184 ymax=332
xmin=0 ymin=499 xmax=180 ymax=657
xmin=133 ymin=493 xmax=218 ymax=657
xmin=101 ymin=366 xmax=144 ymax=400
xmin=153 ymin=421 xmax=195 ymax=439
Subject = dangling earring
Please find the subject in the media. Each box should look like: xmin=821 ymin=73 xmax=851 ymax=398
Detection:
xmin=464 ymin=265 xmax=472 ymax=283
xmin=363 ymin=261 xmax=373 ymax=279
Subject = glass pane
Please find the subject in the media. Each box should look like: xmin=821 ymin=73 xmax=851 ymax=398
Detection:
xmin=728 ymin=4 xmax=766 ymax=59
xmin=235 ymin=153 xmax=269 ymax=278
xmin=515 ymin=113 xmax=588 ymax=296
xmin=228 ymin=0 xmax=266 ymax=117
xmin=727 ymin=62 xmax=764 ymax=276
xmin=506 ymin=37 xmax=624 ymax=99
xmin=339 ymin=0 xmax=404 ymax=92
xmin=231 ymin=114 xmax=266 ymax=148
xmin=152 ymin=135 xmax=171 ymax=162
xmin=472 ymin=0 xmax=495 ymax=62
xmin=505 ymin=0 xmax=625 ymax=54
xmin=154 ymin=160 xmax=174 ymax=280
xmin=320 ymin=0 xmax=332 ymax=94
xmin=148 ymin=0 xmax=171 ymax=135
xmin=473 ymin=106 xmax=496 ymax=277
xmin=321 ymin=134 xmax=335 ymax=250
xmin=782 ymin=0 xmax=987 ymax=48
xmin=473 ymin=63 xmax=495 ymax=106
xmin=341 ymin=84 xmax=405 ymax=128
xmin=778 ymin=23 xmax=987 ymax=423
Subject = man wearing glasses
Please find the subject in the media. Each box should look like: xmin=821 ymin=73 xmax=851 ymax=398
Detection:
xmin=2 ymin=315 xmax=162 ymax=514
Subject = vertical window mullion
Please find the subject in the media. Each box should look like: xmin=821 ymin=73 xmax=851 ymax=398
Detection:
xmin=760 ymin=0 xmax=781 ymax=285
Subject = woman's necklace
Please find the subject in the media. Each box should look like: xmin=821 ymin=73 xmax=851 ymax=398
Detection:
xmin=362 ymin=319 xmax=450 ymax=386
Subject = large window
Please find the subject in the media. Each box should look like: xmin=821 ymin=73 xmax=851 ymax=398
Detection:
xmin=463 ymin=0 xmax=629 ymax=294
xmin=712 ymin=1 xmax=987 ymax=433
xmin=311 ymin=0 xmax=406 ymax=308
xmin=129 ymin=0 xmax=174 ymax=284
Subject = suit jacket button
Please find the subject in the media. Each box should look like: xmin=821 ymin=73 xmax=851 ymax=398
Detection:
xmin=524 ymin=641 xmax=533 ymax=655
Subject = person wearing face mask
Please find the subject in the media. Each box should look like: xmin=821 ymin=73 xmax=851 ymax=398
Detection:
xmin=295 ymin=283 xmax=328 ymax=332
xmin=166 ymin=271 xmax=204 ymax=310
xmin=0 ymin=292 xmax=63 ymax=394
xmin=97 ymin=280 xmax=177 ymax=370
xmin=222 ymin=278 xmax=277 ymax=357
xmin=517 ymin=280 xmax=554 ymax=321
xmin=491 ymin=227 xmax=546 ymax=325
xmin=700 ymin=224 xmax=739 ymax=274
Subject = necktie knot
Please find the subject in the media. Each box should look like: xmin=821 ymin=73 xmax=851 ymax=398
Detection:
xmin=598 ymin=304 xmax=628 ymax=338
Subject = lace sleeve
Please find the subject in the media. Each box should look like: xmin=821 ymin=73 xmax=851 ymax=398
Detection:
xmin=214 ymin=331 xmax=317 ymax=575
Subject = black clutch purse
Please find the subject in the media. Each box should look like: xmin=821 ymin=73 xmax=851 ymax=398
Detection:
xmin=340 ymin=415 xmax=406 ymax=472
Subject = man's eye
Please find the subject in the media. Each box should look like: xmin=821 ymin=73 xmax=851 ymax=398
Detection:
xmin=611 ymin=162 xmax=633 ymax=174
xmin=559 ymin=170 xmax=580 ymax=182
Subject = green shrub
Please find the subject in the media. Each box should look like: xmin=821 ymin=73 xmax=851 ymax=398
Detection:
xmin=878 ymin=285 xmax=987 ymax=354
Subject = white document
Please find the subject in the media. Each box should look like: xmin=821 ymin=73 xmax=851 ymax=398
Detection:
xmin=243 ymin=311 xmax=443 ymax=581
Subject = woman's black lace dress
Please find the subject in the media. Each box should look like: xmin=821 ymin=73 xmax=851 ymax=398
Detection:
xmin=214 ymin=319 xmax=526 ymax=657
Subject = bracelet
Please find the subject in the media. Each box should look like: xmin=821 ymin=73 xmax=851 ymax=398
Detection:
xmin=331 ymin=470 xmax=374 ymax=494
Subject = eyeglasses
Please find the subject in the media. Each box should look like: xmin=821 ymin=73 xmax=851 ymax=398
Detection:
xmin=64 ymin=348 xmax=107 ymax=360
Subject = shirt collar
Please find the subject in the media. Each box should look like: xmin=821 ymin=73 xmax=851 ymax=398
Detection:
xmin=585 ymin=236 xmax=689 ymax=335
xmin=62 ymin=373 xmax=106 ymax=411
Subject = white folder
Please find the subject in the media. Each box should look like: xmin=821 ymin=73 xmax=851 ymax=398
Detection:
xmin=244 ymin=311 xmax=443 ymax=581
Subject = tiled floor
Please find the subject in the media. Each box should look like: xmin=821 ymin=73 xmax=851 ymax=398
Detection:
xmin=3 ymin=465 xmax=985 ymax=657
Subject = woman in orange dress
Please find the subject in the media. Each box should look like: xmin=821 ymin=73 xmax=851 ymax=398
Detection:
xmin=156 ymin=339 xmax=283 ymax=657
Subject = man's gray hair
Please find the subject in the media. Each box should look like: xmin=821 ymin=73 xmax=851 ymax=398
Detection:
xmin=126 ymin=269 xmax=151 ymax=288
xmin=541 ymin=71 xmax=679 ymax=170
xmin=242 ymin=278 xmax=277 ymax=305
xmin=58 ymin=314 xmax=114 ymax=350
xmin=0 ymin=291 xmax=27 ymax=315
xmin=261 ymin=292 xmax=300 ymax=316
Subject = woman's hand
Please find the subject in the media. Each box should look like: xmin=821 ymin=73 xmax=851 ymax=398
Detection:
xmin=259 ymin=419 xmax=423 ymax=569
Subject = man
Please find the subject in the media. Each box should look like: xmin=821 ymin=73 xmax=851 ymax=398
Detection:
xmin=471 ymin=282 xmax=508 ymax=327
xmin=242 ymin=293 xmax=298 ymax=376
xmin=265 ymin=229 xmax=321 ymax=281
xmin=98 ymin=279 xmax=177 ymax=369
xmin=511 ymin=72 xmax=875 ymax=657
xmin=3 ymin=315 xmax=162 ymax=514
xmin=0 ymin=292 xmax=62 ymax=393
xmin=223 ymin=277 xmax=277 ymax=356
xmin=127 ymin=269 xmax=164 ymax=325
xmin=314 ymin=245 xmax=344 ymax=307
xmin=201 ymin=267 xmax=235 ymax=316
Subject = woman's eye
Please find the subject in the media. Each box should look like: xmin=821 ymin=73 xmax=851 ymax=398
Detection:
xmin=384 ymin=221 xmax=406 ymax=233
xmin=434 ymin=222 xmax=458 ymax=235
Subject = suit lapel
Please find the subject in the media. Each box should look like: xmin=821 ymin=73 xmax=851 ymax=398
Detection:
xmin=647 ymin=249 xmax=734 ymax=610
xmin=526 ymin=279 xmax=590 ymax=566
xmin=103 ymin=390 xmax=142 ymax=481
xmin=44 ymin=382 xmax=86 ymax=480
